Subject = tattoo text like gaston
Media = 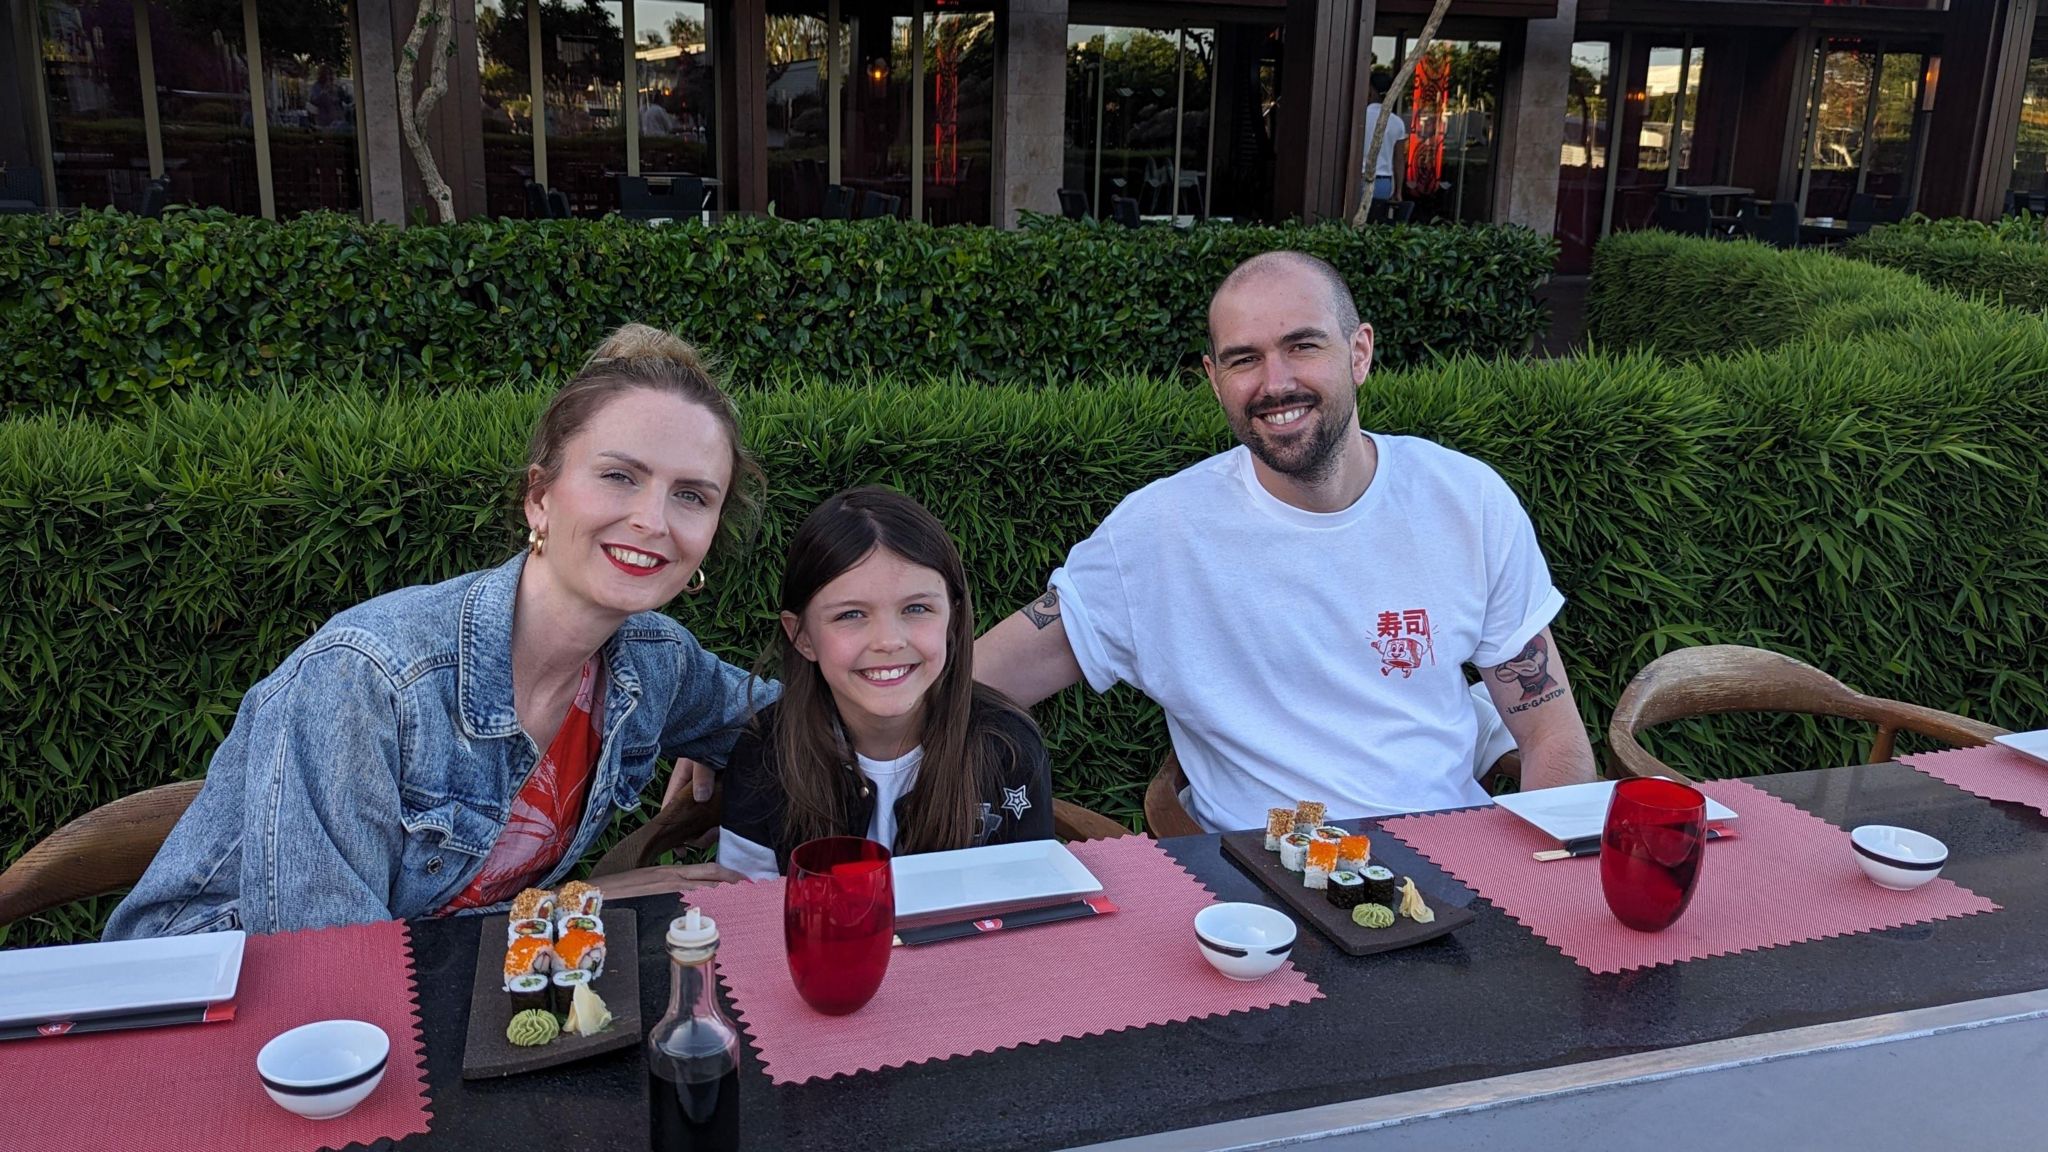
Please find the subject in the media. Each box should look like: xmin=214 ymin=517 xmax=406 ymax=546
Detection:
xmin=1021 ymin=587 xmax=1062 ymax=630
xmin=1491 ymin=634 xmax=1562 ymax=714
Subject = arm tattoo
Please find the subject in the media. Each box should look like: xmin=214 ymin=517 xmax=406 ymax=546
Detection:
xmin=1020 ymin=587 xmax=1062 ymax=631
xmin=1489 ymin=634 xmax=1559 ymax=702
xmin=1506 ymin=687 xmax=1566 ymax=715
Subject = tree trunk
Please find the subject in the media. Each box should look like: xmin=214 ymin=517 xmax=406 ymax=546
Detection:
xmin=1351 ymin=0 xmax=1455 ymax=228
xmin=396 ymin=0 xmax=457 ymax=224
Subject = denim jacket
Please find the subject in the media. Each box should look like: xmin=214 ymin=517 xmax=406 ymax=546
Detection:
xmin=104 ymin=552 xmax=776 ymax=939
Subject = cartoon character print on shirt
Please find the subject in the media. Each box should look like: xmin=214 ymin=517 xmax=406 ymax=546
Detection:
xmin=1371 ymin=608 xmax=1436 ymax=678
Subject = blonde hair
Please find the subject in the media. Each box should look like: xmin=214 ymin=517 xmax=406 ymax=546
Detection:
xmin=524 ymin=324 xmax=764 ymax=558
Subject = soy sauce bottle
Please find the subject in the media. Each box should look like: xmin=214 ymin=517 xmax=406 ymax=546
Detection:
xmin=648 ymin=908 xmax=740 ymax=1151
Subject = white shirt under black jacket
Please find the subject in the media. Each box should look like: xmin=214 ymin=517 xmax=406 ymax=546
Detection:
xmin=1049 ymin=432 xmax=1564 ymax=833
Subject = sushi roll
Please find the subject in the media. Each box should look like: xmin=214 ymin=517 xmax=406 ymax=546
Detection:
xmin=551 ymin=968 xmax=594 ymax=1003
xmin=1361 ymin=864 xmax=1397 ymax=908
xmin=504 ymin=934 xmax=559 ymax=980
xmin=555 ymin=911 xmax=603 ymax=937
xmin=1311 ymin=824 xmax=1347 ymax=845
xmin=1304 ymin=841 xmax=1338 ymax=889
xmin=1279 ymin=832 xmax=1312 ymax=872
xmin=508 ymin=917 xmax=553 ymax=944
xmin=509 ymin=887 xmax=556 ymax=923
xmin=1265 ymin=808 xmax=1295 ymax=851
xmin=1337 ymin=835 xmax=1372 ymax=872
xmin=1293 ymin=801 xmax=1327 ymax=834
xmin=1326 ymin=870 xmax=1365 ymax=909
xmin=555 ymin=926 xmax=608 ymax=977
xmin=556 ymin=880 xmax=604 ymax=918
xmin=505 ymin=972 xmax=554 ymax=1015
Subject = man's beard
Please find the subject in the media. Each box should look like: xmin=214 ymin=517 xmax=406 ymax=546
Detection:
xmin=1233 ymin=391 xmax=1356 ymax=486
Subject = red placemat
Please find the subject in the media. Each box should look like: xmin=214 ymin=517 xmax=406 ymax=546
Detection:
xmin=1901 ymin=745 xmax=2048 ymax=817
xmin=18 ymin=919 xmax=432 ymax=1152
xmin=684 ymin=835 xmax=1322 ymax=1084
xmin=1382 ymin=780 xmax=1998 ymax=974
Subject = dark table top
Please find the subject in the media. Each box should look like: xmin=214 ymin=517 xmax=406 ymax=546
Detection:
xmin=389 ymin=763 xmax=2048 ymax=1151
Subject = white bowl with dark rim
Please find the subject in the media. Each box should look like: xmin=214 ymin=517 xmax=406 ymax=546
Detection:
xmin=1194 ymin=902 xmax=1296 ymax=981
xmin=1850 ymin=825 xmax=1949 ymax=891
xmin=257 ymin=1019 xmax=389 ymax=1120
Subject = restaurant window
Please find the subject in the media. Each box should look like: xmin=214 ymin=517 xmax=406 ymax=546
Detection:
xmin=1795 ymin=38 xmax=1927 ymax=218
xmin=147 ymin=0 xmax=259 ymax=214
xmin=540 ymin=0 xmax=627 ymax=216
xmin=759 ymin=2 xmax=827 ymax=217
xmin=1368 ymin=32 xmax=1502 ymax=224
xmin=257 ymin=1 xmax=360 ymax=217
xmin=478 ymin=1 xmax=534 ymax=216
xmin=1554 ymin=40 xmax=1613 ymax=274
xmin=923 ymin=2 xmax=994 ymax=225
xmin=2015 ymin=53 xmax=2048 ymax=198
xmin=1065 ymin=23 xmax=1215 ymax=220
xmin=1609 ymin=39 xmax=1704 ymax=233
xmin=634 ymin=2 xmax=716 ymax=181
xmin=36 ymin=0 xmax=151 ymax=210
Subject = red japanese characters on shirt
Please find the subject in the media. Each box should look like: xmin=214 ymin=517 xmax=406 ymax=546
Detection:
xmin=1371 ymin=608 xmax=1435 ymax=678
xmin=441 ymin=658 xmax=603 ymax=913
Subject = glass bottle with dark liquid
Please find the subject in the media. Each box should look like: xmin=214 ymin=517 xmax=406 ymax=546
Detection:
xmin=648 ymin=909 xmax=740 ymax=1151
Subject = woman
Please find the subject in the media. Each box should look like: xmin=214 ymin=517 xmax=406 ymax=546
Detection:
xmin=716 ymin=487 xmax=1051 ymax=877
xmin=105 ymin=325 xmax=774 ymax=938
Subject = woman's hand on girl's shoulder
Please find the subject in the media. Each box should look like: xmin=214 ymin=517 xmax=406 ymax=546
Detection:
xmin=598 ymin=862 xmax=749 ymax=899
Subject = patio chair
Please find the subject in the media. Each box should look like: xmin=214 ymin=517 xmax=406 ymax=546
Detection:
xmin=591 ymin=777 xmax=1129 ymax=878
xmin=1607 ymin=644 xmax=2007 ymax=782
xmin=524 ymin=180 xmax=550 ymax=219
xmin=546 ymin=187 xmax=572 ymax=219
xmin=1142 ymin=745 xmax=1524 ymax=839
xmin=823 ymin=183 xmax=854 ymax=220
xmin=1110 ymin=196 xmax=1142 ymax=228
xmin=0 ymin=162 xmax=43 ymax=213
xmin=1365 ymin=198 xmax=1416 ymax=225
xmin=856 ymin=189 xmax=893 ymax=220
xmin=1848 ymin=191 xmax=1906 ymax=231
xmin=1733 ymin=199 xmax=1798 ymax=249
xmin=1653 ymin=191 xmax=1713 ymax=237
xmin=618 ymin=175 xmax=705 ymax=221
xmin=1057 ymin=188 xmax=1090 ymax=220
xmin=0 ymin=780 xmax=202 ymax=929
xmin=140 ymin=176 xmax=172 ymax=219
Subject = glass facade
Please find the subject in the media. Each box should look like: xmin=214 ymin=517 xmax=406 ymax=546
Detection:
xmin=258 ymin=1 xmax=359 ymax=217
xmin=1556 ymin=41 xmax=1612 ymax=273
xmin=2015 ymin=56 xmax=2048 ymax=198
xmin=1796 ymin=39 xmax=1927 ymax=218
xmin=923 ymin=5 xmax=994 ymax=225
xmin=148 ymin=0 xmax=258 ymax=214
xmin=1368 ymin=33 xmax=1502 ymax=224
xmin=635 ymin=1 xmax=716 ymax=180
xmin=1065 ymin=24 xmax=1216 ymax=220
xmin=37 ymin=0 xmax=151 ymax=211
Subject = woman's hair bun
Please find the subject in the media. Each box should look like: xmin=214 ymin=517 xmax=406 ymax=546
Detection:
xmin=587 ymin=322 xmax=704 ymax=371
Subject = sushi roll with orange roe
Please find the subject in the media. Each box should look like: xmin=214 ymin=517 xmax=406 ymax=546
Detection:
xmin=555 ymin=926 xmax=608 ymax=978
xmin=1304 ymin=840 xmax=1339 ymax=890
xmin=1337 ymin=834 xmax=1371 ymax=872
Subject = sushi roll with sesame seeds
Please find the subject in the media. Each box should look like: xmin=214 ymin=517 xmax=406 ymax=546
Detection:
xmin=1293 ymin=801 xmax=1327 ymax=834
xmin=1265 ymin=808 xmax=1296 ymax=851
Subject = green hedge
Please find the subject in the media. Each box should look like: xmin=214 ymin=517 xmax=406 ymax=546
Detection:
xmin=0 ymin=209 xmax=1553 ymax=417
xmin=8 ymin=329 xmax=2048 ymax=944
xmin=1844 ymin=216 xmax=2048 ymax=314
xmin=1584 ymin=230 xmax=1980 ymax=359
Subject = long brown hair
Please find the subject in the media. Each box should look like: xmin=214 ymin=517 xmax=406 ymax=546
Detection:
xmin=771 ymin=486 xmax=1032 ymax=854
xmin=523 ymin=323 xmax=764 ymax=559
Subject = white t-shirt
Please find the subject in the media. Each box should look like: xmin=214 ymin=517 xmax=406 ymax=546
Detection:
xmin=1049 ymin=433 xmax=1563 ymax=832
xmin=1362 ymin=103 xmax=1407 ymax=179
xmin=718 ymin=746 xmax=925 ymax=879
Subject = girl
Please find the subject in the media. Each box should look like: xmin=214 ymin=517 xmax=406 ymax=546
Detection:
xmin=717 ymin=487 xmax=1052 ymax=876
xmin=106 ymin=325 xmax=774 ymax=938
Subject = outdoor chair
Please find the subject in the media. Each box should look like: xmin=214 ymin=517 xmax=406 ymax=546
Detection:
xmin=546 ymin=188 xmax=573 ymax=219
xmin=1733 ymin=199 xmax=1798 ymax=249
xmin=524 ymin=180 xmax=550 ymax=219
xmin=1057 ymin=188 xmax=1090 ymax=219
xmin=0 ymin=780 xmax=202 ymax=929
xmin=1652 ymin=191 xmax=1713 ymax=237
xmin=617 ymin=174 xmax=705 ymax=221
xmin=822 ymin=183 xmax=854 ymax=220
xmin=2003 ymin=189 xmax=2048 ymax=217
xmin=1608 ymin=644 xmax=2007 ymax=782
xmin=1365 ymin=198 xmax=1416 ymax=225
xmin=1142 ymin=746 xmax=1525 ymax=840
xmin=139 ymin=176 xmax=172 ymax=219
xmin=856 ymin=190 xmax=892 ymax=220
xmin=1110 ymin=195 xmax=1142 ymax=228
xmin=592 ymin=779 xmax=1129 ymax=878
xmin=0 ymin=162 xmax=43 ymax=214
xmin=1848 ymin=191 xmax=1906 ymax=231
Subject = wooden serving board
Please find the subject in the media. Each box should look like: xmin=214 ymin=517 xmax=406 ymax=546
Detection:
xmin=1219 ymin=827 xmax=1475 ymax=957
xmin=461 ymin=908 xmax=642 ymax=1079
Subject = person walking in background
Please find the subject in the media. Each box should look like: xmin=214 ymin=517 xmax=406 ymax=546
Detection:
xmin=1361 ymin=72 xmax=1408 ymax=207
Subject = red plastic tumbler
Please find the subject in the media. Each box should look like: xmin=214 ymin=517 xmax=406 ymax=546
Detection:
xmin=784 ymin=836 xmax=895 ymax=1015
xmin=1600 ymin=777 xmax=1708 ymax=933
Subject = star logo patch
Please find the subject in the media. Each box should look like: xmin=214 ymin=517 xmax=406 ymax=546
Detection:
xmin=1002 ymin=785 xmax=1032 ymax=821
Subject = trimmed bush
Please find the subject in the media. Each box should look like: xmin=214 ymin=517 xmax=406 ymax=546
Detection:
xmin=1584 ymin=230 xmax=1981 ymax=359
xmin=0 ymin=209 xmax=1554 ymax=416
xmin=1844 ymin=216 xmax=2048 ymax=314
xmin=7 ymin=339 xmax=2047 ymax=945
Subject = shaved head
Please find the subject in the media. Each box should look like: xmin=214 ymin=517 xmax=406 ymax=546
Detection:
xmin=1207 ymin=251 xmax=1361 ymax=352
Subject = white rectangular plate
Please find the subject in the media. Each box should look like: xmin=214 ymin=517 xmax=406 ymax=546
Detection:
xmin=1494 ymin=780 xmax=1739 ymax=845
xmin=890 ymin=841 xmax=1103 ymax=927
xmin=1994 ymin=730 xmax=2048 ymax=767
xmin=0 ymin=931 xmax=245 ymax=1026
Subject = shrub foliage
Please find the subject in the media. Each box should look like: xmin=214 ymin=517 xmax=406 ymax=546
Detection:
xmin=1843 ymin=216 xmax=2048 ymax=314
xmin=0 ymin=209 xmax=1554 ymax=416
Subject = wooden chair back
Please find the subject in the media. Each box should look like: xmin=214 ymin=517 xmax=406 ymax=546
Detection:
xmin=591 ymin=779 xmax=1129 ymax=877
xmin=0 ymin=780 xmax=203 ymax=929
xmin=1608 ymin=644 xmax=2007 ymax=781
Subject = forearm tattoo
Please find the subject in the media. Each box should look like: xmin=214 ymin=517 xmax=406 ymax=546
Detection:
xmin=1491 ymin=633 xmax=1560 ymax=710
xmin=1021 ymin=587 xmax=1062 ymax=630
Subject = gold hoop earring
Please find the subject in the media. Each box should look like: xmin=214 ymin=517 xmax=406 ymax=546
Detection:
xmin=527 ymin=528 xmax=546 ymax=557
xmin=684 ymin=568 xmax=707 ymax=594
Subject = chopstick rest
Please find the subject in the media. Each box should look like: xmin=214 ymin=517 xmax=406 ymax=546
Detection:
xmin=1532 ymin=826 xmax=1736 ymax=862
xmin=892 ymin=897 xmax=1117 ymax=947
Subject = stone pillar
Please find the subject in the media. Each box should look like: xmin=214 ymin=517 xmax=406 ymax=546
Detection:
xmin=1491 ymin=0 xmax=1576 ymax=234
xmin=993 ymin=0 xmax=1068 ymax=227
xmin=354 ymin=0 xmax=408 ymax=223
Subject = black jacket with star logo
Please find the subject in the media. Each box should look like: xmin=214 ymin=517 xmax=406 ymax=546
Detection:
xmin=719 ymin=693 xmax=1054 ymax=875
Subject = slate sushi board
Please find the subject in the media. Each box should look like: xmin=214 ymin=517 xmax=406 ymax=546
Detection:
xmin=1219 ymin=826 xmax=1476 ymax=957
xmin=461 ymin=908 xmax=641 ymax=1079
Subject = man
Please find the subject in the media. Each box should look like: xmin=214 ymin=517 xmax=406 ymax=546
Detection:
xmin=973 ymin=251 xmax=1596 ymax=832
xmin=1361 ymin=73 xmax=1407 ymax=207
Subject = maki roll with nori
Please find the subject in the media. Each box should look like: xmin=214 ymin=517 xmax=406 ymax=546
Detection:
xmin=1361 ymin=865 xmax=1397 ymax=907
xmin=506 ymin=973 xmax=554 ymax=1015
xmin=1326 ymin=870 xmax=1365 ymax=909
xmin=504 ymin=935 xmax=561 ymax=1013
